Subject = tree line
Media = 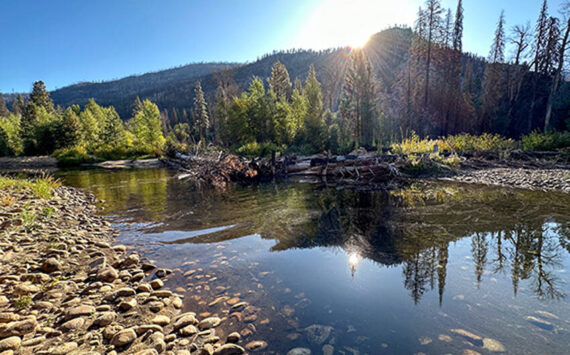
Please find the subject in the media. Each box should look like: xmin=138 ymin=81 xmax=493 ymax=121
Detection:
xmin=1 ymin=0 xmax=569 ymax=158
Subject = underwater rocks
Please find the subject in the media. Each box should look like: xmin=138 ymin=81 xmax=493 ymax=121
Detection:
xmin=446 ymin=168 xmax=570 ymax=192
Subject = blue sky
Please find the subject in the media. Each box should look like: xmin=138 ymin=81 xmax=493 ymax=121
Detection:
xmin=0 ymin=0 xmax=564 ymax=93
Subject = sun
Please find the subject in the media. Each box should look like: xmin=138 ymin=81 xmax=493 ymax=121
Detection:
xmin=295 ymin=0 xmax=415 ymax=50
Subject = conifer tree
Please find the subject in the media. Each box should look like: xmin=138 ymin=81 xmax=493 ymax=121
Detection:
xmin=422 ymin=0 xmax=442 ymax=107
xmin=528 ymin=0 xmax=549 ymax=131
xmin=303 ymin=65 xmax=325 ymax=151
xmin=57 ymin=107 xmax=81 ymax=148
xmin=268 ymin=61 xmax=293 ymax=101
xmin=29 ymin=81 xmax=54 ymax=113
xmin=11 ymin=95 xmax=25 ymax=116
xmin=0 ymin=94 xmax=9 ymax=117
xmin=130 ymin=99 xmax=165 ymax=152
xmin=452 ymin=0 xmax=463 ymax=52
xmin=100 ymin=106 xmax=126 ymax=147
xmin=192 ymin=81 xmax=210 ymax=141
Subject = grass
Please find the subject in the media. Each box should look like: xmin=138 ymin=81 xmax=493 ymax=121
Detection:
xmin=0 ymin=175 xmax=61 ymax=199
xmin=392 ymin=133 xmax=516 ymax=154
xmin=14 ymin=295 xmax=32 ymax=310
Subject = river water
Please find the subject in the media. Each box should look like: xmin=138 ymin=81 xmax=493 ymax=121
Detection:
xmin=57 ymin=168 xmax=570 ymax=354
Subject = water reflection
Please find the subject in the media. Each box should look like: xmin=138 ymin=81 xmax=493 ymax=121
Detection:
xmin=59 ymin=169 xmax=570 ymax=305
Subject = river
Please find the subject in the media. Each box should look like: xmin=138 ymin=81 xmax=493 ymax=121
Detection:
xmin=56 ymin=168 xmax=570 ymax=354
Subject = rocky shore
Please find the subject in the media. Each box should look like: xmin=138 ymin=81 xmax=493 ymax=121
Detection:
xmin=0 ymin=181 xmax=245 ymax=354
xmin=441 ymin=168 xmax=570 ymax=192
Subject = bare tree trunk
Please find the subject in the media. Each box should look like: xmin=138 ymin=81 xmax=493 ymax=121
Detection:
xmin=544 ymin=17 xmax=570 ymax=132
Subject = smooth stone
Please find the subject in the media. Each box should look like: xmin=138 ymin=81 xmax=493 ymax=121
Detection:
xmin=173 ymin=314 xmax=198 ymax=330
xmin=49 ymin=342 xmax=78 ymax=355
xmin=41 ymin=258 xmax=61 ymax=273
xmin=227 ymin=332 xmax=241 ymax=343
xmin=450 ymin=329 xmax=483 ymax=346
xmin=119 ymin=298 xmax=137 ymax=311
xmin=151 ymin=315 xmax=170 ymax=326
xmin=150 ymin=279 xmax=163 ymax=290
xmin=245 ymin=340 xmax=268 ymax=351
xmin=525 ymin=316 xmax=554 ymax=330
xmin=60 ymin=317 xmax=85 ymax=332
xmin=287 ymin=348 xmax=311 ymax=355
xmin=198 ymin=317 xmax=222 ymax=330
xmin=483 ymin=338 xmax=506 ymax=352
xmin=111 ymin=328 xmax=137 ymax=347
xmin=179 ymin=325 xmax=198 ymax=336
xmin=0 ymin=317 xmax=37 ymax=337
xmin=304 ymin=324 xmax=333 ymax=345
xmin=97 ymin=267 xmax=118 ymax=282
xmin=65 ymin=305 xmax=95 ymax=320
xmin=213 ymin=343 xmax=245 ymax=355
xmin=322 ymin=344 xmax=333 ymax=355
xmin=0 ymin=337 xmax=21 ymax=352
xmin=94 ymin=312 xmax=116 ymax=327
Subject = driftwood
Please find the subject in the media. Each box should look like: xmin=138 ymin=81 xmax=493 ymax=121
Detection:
xmin=163 ymin=148 xmax=569 ymax=189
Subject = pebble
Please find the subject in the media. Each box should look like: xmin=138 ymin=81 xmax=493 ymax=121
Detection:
xmin=245 ymin=340 xmax=268 ymax=351
xmin=213 ymin=343 xmax=246 ymax=355
xmin=227 ymin=332 xmax=241 ymax=343
xmin=198 ymin=317 xmax=222 ymax=330
xmin=151 ymin=315 xmax=170 ymax=326
xmin=482 ymin=338 xmax=506 ymax=352
xmin=0 ymin=337 xmax=21 ymax=352
xmin=111 ymin=328 xmax=137 ymax=347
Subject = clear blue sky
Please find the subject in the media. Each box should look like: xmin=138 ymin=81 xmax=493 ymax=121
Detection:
xmin=0 ymin=0 xmax=564 ymax=93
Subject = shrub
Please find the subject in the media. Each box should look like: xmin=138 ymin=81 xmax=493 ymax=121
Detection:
xmin=52 ymin=146 xmax=98 ymax=166
xmin=392 ymin=132 xmax=515 ymax=154
xmin=521 ymin=131 xmax=570 ymax=151
xmin=0 ymin=175 xmax=60 ymax=199
xmin=236 ymin=141 xmax=282 ymax=157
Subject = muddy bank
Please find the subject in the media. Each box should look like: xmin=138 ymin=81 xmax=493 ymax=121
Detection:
xmin=0 ymin=182 xmax=245 ymax=354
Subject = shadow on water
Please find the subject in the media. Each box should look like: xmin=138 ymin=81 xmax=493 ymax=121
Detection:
xmin=58 ymin=168 xmax=570 ymax=354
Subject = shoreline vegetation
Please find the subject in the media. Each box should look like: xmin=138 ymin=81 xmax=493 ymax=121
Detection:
xmin=0 ymin=176 xmax=249 ymax=355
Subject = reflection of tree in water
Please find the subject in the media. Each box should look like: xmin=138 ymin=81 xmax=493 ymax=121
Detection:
xmin=298 ymin=183 xmax=570 ymax=304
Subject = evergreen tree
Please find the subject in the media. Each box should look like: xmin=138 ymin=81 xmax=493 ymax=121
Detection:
xmin=29 ymin=81 xmax=54 ymax=113
xmin=100 ymin=106 xmax=126 ymax=147
xmin=133 ymin=96 xmax=143 ymax=117
xmin=57 ymin=107 xmax=81 ymax=149
xmin=452 ymin=0 xmax=463 ymax=51
xmin=528 ymin=0 xmax=549 ymax=131
xmin=303 ymin=65 xmax=325 ymax=151
xmin=192 ymin=81 xmax=209 ymax=141
xmin=422 ymin=0 xmax=443 ymax=107
xmin=11 ymin=94 xmax=25 ymax=116
xmin=480 ymin=11 xmax=506 ymax=133
xmin=268 ymin=61 xmax=293 ymax=101
xmin=0 ymin=94 xmax=9 ymax=117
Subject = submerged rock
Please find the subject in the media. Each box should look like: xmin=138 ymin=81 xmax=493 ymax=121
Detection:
xmin=482 ymin=338 xmax=506 ymax=352
xmin=450 ymin=328 xmax=483 ymax=346
xmin=304 ymin=324 xmax=333 ymax=345
xmin=287 ymin=348 xmax=311 ymax=355
xmin=525 ymin=316 xmax=554 ymax=330
xmin=245 ymin=340 xmax=268 ymax=351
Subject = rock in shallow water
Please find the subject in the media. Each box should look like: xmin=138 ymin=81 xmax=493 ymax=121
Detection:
xmin=287 ymin=348 xmax=311 ymax=355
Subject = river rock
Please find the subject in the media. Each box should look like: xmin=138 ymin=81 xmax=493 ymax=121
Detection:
xmin=65 ymin=305 xmax=95 ymax=320
xmin=287 ymin=348 xmax=311 ymax=355
xmin=150 ymin=279 xmax=163 ymax=290
xmin=525 ymin=316 xmax=554 ymax=330
xmin=0 ymin=337 xmax=21 ymax=352
xmin=111 ymin=328 xmax=137 ymax=347
xmin=450 ymin=328 xmax=483 ymax=346
xmin=304 ymin=324 xmax=333 ymax=345
xmin=198 ymin=316 xmax=221 ymax=330
xmin=151 ymin=315 xmax=170 ymax=326
xmin=174 ymin=313 xmax=198 ymax=330
xmin=245 ymin=340 xmax=268 ymax=351
xmin=227 ymin=332 xmax=241 ymax=343
xmin=97 ymin=267 xmax=119 ymax=282
xmin=483 ymin=338 xmax=506 ymax=352
xmin=60 ymin=317 xmax=85 ymax=332
xmin=41 ymin=258 xmax=61 ymax=273
xmin=119 ymin=298 xmax=137 ymax=311
xmin=322 ymin=344 xmax=334 ymax=355
xmin=48 ymin=341 xmax=78 ymax=355
xmin=94 ymin=311 xmax=116 ymax=326
xmin=0 ymin=317 xmax=37 ymax=337
xmin=179 ymin=325 xmax=198 ymax=336
xmin=213 ymin=343 xmax=246 ymax=355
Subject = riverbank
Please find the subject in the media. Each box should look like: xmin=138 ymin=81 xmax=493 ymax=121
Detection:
xmin=0 ymin=177 xmax=245 ymax=354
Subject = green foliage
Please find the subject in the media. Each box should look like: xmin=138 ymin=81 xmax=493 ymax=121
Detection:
xmin=0 ymin=114 xmax=23 ymax=156
xmin=521 ymin=131 xmax=570 ymax=151
xmin=52 ymin=146 xmax=98 ymax=166
xmin=392 ymin=132 xmax=515 ymax=154
xmin=0 ymin=175 xmax=60 ymax=199
xmin=236 ymin=141 xmax=282 ymax=158
xmin=302 ymin=65 xmax=325 ymax=152
xmin=14 ymin=296 xmax=32 ymax=310
xmin=130 ymin=99 xmax=165 ymax=153
xmin=192 ymin=81 xmax=209 ymax=140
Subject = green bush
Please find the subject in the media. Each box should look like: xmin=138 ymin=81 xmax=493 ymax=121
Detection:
xmin=52 ymin=146 xmax=98 ymax=166
xmin=392 ymin=132 xmax=516 ymax=154
xmin=521 ymin=131 xmax=570 ymax=151
xmin=236 ymin=141 xmax=282 ymax=157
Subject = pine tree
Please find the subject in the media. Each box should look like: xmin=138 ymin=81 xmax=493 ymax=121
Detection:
xmin=29 ymin=81 xmax=54 ymax=113
xmin=268 ymin=61 xmax=293 ymax=101
xmin=100 ymin=106 xmax=126 ymax=147
xmin=133 ymin=96 xmax=143 ymax=117
xmin=11 ymin=95 xmax=25 ymax=116
xmin=452 ymin=0 xmax=463 ymax=52
xmin=0 ymin=94 xmax=9 ymax=117
xmin=57 ymin=107 xmax=81 ymax=148
xmin=528 ymin=0 xmax=549 ymax=131
xmin=480 ymin=11 xmax=506 ymax=133
xmin=130 ymin=99 xmax=165 ymax=152
xmin=303 ymin=65 xmax=325 ymax=151
xmin=192 ymin=81 xmax=210 ymax=141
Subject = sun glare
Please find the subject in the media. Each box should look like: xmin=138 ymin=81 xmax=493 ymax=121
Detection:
xmin=296 ymin=0 xmax=415 ymax=50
